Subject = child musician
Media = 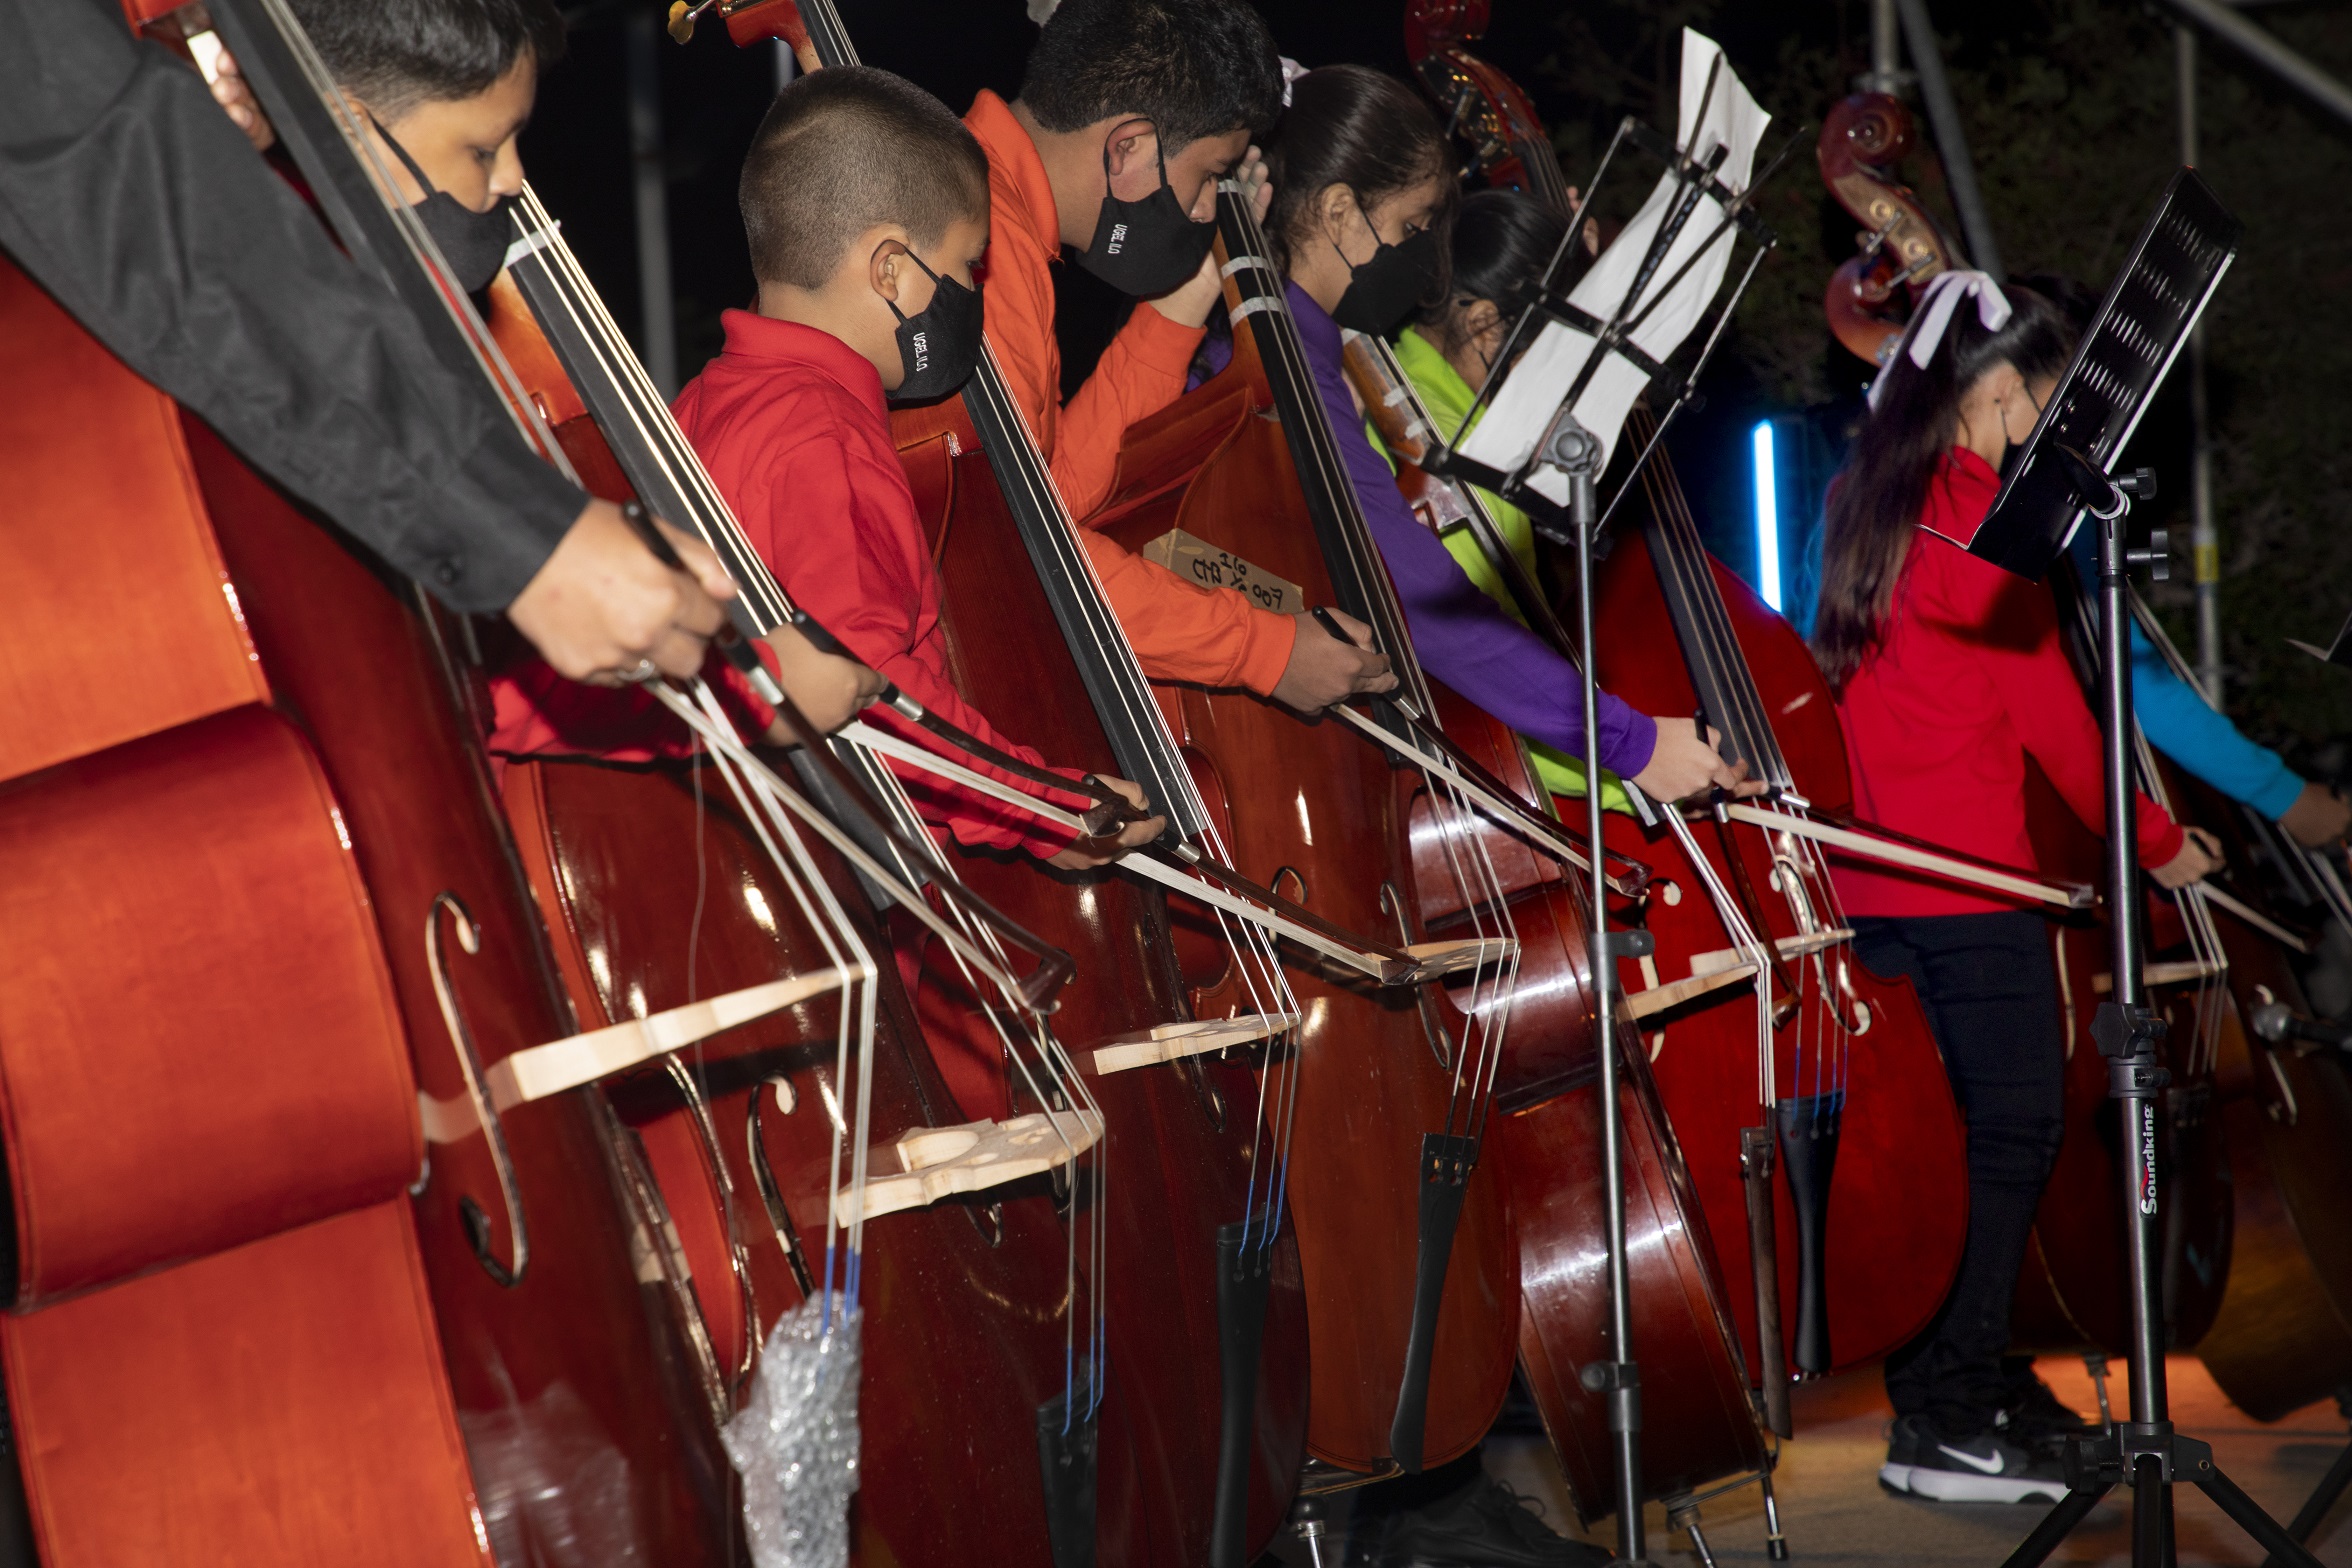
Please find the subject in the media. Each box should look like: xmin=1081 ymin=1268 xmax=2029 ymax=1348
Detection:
xmin=1812 ymin=270 xmax=2217 ymax=1501
xmin=673 ymin=64 xmax=1161 ymax=870
xmin=962 ymin=0 xmax=1397 ymax=713
xmin=1258 ymin=65 xmax=1747 ymax=806
xmin=275 ymin=0 xmax=877 ymax=738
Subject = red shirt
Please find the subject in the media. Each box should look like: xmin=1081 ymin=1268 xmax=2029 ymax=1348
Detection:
xmin=1833 ymin=448 xmax=2184 ymax=917
xmin=487 ymin=645 xmax=775 ymax=764
xmin=672 ymin=311 xmax=1090 ymax=858
xmin=963 ymin=89 xmax=1296 ymax=695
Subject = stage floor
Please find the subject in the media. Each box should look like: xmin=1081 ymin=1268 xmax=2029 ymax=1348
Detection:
xmin=1270 ymin=1356 xmax=2352 ymax=1565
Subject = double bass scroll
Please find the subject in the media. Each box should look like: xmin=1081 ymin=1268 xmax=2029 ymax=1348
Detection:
xmin=1817 ymin=92 xmax=1966 ymax=366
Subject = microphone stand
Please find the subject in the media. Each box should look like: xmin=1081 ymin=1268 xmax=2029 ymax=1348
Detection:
xmin=1550 ymin=408 xmax=1658 ymax=1568
xmin=2001 ymin=450 xmax=2322 ymax=1568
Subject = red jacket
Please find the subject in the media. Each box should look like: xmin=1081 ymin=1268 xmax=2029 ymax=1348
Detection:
xmin=672 ymin=311 xmax=1091 ymax=858
xmin=1833 ymin=448 xmax=2184 ymax=917
xmin=963 ymin=89 xmax=1296 ymax=695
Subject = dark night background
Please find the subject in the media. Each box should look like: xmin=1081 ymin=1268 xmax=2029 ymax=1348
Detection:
xmin=522 ymin=0 xmax=2352 ymax=774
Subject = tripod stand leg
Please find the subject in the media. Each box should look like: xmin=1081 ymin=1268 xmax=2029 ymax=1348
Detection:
xmin=2132 ymin=1453 xmax=2166 ymax=1568
xmin=2085 ymin=1353 xmax=2114 ymax=1431
xmin=2271 ymin=1428 xmax=2352 ymax=1560
xmin=1758 ymin=1461 xmax=1790 ymax=1561
xmin=1665 ymin=1495 xmax=1717 ymax=1568
xmin=2191 ymin=1457 xmax=2329 ymax=1568
xmin=1998 ymin=1484 xmax=2111 ymax=1568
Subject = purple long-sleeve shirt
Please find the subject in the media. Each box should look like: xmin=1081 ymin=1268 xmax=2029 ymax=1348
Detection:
xmin=1285 ymin=285 xmax=1658 ymax=779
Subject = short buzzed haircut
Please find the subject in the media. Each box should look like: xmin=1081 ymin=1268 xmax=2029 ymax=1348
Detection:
xmin=289 ymin=0 xmax=565 ymax=119
xmin=739 ymin=66 xmax=990 ymax=292
xmin=1019 ymin=0 xmax=1284 ymax=153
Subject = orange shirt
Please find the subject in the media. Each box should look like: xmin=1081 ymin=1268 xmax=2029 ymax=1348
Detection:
xmin=964 ymin=89 xmax=1294 ymax=695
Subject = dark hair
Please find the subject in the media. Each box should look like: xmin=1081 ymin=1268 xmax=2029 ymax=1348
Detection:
xmin=1264 ymin=65 xmax=1458 ymax=302
xmin=1019 ymin=0 xmax=1284 ymax=153
xmin=2012 ymin=269 xmax=2100 ymax=333
xmin=1811 ymin=283 xmax=2075 ymax=692
xmin=738 ymin=65 xmax=990 ymax=292
xmin=289 ymin=0 xmax=564 ymax=119
xmin=1424 ymin=188 xmax=1563 ymax=356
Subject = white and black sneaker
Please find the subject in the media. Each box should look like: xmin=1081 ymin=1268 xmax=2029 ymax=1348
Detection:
xmin=1880 ymin=1415 xmax=1924 ymax=1494
xmin=1895 ymin=1416 xmax=2067 ymax=1504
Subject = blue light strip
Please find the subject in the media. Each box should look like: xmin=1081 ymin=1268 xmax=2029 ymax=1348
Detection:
xmin=1751 ymin=420 xmax=1782 ymax=612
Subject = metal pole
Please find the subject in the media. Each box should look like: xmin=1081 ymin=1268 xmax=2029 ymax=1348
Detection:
xmin=2179 ymin=25 xmax=2224 ymax=706
xmin=2091 ymin=503 xmax=2178 ymax=1567
xmin=1566 ymin=418 xmax=1649 ymax=1565
xmin=1861 ymin=0 xmax=1904 ymax=94
xmin=777 ymin=36 xmax=798 ymax=92
xmin=1891 ymin=0 xmax=2005 ymax=281
xmin=2156 ymin=0 xmax=2352 ymax=132
xmin=625 ymin=6 xmax=678 ymax=399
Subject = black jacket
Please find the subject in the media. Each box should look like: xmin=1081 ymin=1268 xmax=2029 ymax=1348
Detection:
xmin=0 ymin=0 xmax=584 ymax=613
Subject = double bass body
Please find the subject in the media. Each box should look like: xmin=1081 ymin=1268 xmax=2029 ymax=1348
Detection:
xmin=0 ymin=254 xmax=733 ymax=1564
xmin=1090 ymin=347 xmax=1520 ymax=1478
xmin=889 ymin=400 xmax=1314 ymax=1564
xmin=1591 ymin=520 xmax=1971 ymax=1385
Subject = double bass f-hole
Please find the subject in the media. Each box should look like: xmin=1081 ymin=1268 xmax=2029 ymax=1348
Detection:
xmin=424 ymin=891 xmax=529 ymax=1287
xmin=1383 ymin=881 xmax=1457 ymax=1073
xmin=747 ymin=1075 xmax=819 ymax=1299
xmin=1768 ymin=835 xmax=1874 ymax=1038
xmin=661 ymin=1054 xmax=762 ymax=1397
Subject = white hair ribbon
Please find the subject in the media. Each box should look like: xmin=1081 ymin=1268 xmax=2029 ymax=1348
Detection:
xmin=1867 ymin=268 xmax=2013 ymax=408
xmin=1280 ymin=56 xmax=1307 ymax=107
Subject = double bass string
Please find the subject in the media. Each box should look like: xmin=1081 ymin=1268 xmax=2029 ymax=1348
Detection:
xmin=1218 ymin=183 xmax=1522 ymax=1143
xmin=681 ymin=680 xmax=883 ymax=1320
xmin=955 ymin=339 xmax=1311 ymax=1253
xmin=1629 ymin=407 xmax=1864 ymax=1121
xmin=851 ymin=753 xmax=1110 ymax=1420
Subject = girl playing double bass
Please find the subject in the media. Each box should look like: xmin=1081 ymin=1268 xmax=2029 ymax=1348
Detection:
xmin=1255 ymin=65 xmax=1747 ymax=807
xmin=1812 ymin=270 xmax=2219 ymax=1503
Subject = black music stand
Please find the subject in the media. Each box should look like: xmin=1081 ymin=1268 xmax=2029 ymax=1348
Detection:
xmin=1417 ymin=66 xmax=1795 ymax=1568
xmin=1964 ymin=167 xmax=2319 ymax=1568
xmin=1421 ymin=58 xmax=1795 ymax=552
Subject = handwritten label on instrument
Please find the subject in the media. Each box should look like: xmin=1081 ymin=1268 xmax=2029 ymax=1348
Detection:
xmin=1142 ymin=529 xmax=1304 ymax=615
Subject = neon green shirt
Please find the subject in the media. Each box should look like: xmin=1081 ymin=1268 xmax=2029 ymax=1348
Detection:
xmin=1391 ymin=327 xmax=1632 ymax=811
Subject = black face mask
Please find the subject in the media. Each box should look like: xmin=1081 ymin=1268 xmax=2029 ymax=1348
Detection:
xmin=1075 ymin=133 xmax=1217 ymax=298
xmin=374 ymin=116 xmax=515 ymax=295
xmin=1329 ymin=226 xmax=1443 ymax=336
xmin=883 ymin=247 xmax=984 ymax=404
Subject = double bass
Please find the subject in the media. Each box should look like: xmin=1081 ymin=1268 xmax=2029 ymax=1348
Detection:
xmin=0 ymin=0 xmax=741 ymax=1559
xmin=2008 ymin=714 xmax=2232 ymax=1356
xmin=1342 ymin=317 xmax=1767 ymax=1539
xmin=2178 ymin=674 xmax=2352 ymax=1417
xmin=2041 ymin=580 xmax=2352 ymax=1419
xmin=1086 ymin=171 xmax=1534 ymax=1483
xmin=1810 ymin=141 xmax=2249 ymax=1374
xmin=1405 ymin=0 xmax=1968 ymax=1450
xmin=676 ymin=8 xmax=1331 ymax=1563
xmin=475 ymin=182 xmax=1133 ymax=1564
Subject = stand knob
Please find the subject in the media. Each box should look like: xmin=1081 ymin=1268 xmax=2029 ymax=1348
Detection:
xmin=2129 ymin=529 xmax=2170 ymax=582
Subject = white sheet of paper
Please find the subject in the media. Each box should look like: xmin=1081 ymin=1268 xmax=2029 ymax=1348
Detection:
xmin=1455 ymin=28 xmax=1771 ymax=502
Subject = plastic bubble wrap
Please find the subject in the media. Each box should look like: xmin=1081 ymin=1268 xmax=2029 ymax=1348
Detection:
xmin=723 ymin=1297 xmax=863 ymax=1568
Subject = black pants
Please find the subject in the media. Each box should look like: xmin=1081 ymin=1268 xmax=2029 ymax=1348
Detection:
xmin=1852 ymin=910 xmax=2065 ymax=1442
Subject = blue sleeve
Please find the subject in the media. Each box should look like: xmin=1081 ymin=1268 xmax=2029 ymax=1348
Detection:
xmin=2066 ymin=528 xmax=2301 ymax=820
xmin=2129 ymin=620 xmax=2304 ymax=818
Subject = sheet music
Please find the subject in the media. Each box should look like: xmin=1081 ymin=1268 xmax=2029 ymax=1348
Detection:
xmin=1456 ymin=28 xmax=1769 ymax=500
